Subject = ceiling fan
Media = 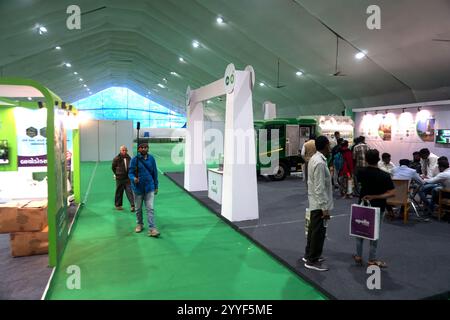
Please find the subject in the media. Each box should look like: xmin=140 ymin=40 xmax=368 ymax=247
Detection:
xmin=432 ymin=39 xmax=450 ymax=43
xmin=275 ymin=58 xmax=287 ymax=88
xmin=331 ymin=36 xmax=347 ymax=77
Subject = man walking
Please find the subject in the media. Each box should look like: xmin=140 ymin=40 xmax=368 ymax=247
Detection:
xmin=129 ymin=143 xmax=160 ymax=237
xmin=303 ymin=136 xmax=333 ymax=272
xmin=112 ymin=145 xmax=135 ymax=211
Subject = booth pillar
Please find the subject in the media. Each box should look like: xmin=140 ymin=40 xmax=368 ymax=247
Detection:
xmin=222 ymin=70 xmax=259 ymax=221
xmin=184 ymin=101 xmax=207 ymax=191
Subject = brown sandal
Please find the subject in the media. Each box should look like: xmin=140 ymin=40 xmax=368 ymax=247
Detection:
xmin=353 ymin=255 xmax=363 ymax=266
xmin=368 ymin=260 xmax=387 ymax=268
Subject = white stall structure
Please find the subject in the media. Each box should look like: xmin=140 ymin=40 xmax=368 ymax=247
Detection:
xmin=79 ymin=120 xmax=133 ymax=161
xmin=184 ymin=64 xmax=259 ymax=222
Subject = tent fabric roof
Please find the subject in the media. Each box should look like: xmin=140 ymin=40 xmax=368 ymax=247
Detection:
xmin=1 ymin=0 xmax=449 ymax=120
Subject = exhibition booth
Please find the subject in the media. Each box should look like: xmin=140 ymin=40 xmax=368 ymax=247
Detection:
xmin=0 ymin=78 xmax=81 ymax=268
xmin=166 ymin=65 xmax=450 ymax=299
xmin=353 ymin=100 xmax=450 ymax=163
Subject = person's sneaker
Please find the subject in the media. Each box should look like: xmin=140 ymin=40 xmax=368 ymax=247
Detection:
xmin=135 ymin=224 xmax=143 ymax=233
xmin=304 ymin=261 xmax=329 ymax=272
xmin=148 ymin=228 xmax=160 ymax=237
xmin=130 ymin=206 xmax=135 ymax=212
xmin=115 ymin=206 xmax=123 ymax=211
xmin=302 ymin=257 xmax=325 ymax=263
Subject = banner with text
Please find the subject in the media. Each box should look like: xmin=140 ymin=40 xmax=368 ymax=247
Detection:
xmin=14 ymin=108 xmax=47 ymax=167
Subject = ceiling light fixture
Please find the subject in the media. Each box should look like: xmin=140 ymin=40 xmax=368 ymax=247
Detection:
xmin=192 ymin=40 xmax=200 ymax=48
xmin=83 ymin=84 xmax=87 ymax=87
xmin=179 ymin=57 xmax=185 ymax=63
xmin=170 ymin=72 xmax=179 ymax=77
xmin=355 ymin=51 xmax=367 ymax=60
xmin=163 ymin=78 xmax=168 ymax=83
xmin=64 ymin=62 xmax=72 ymax=68
xmin=38 ymin=26 xmax=48 ymax=35
xmin=73 ymin=72 xmax=78 ymax=75
xmin=79 ymin=78 xmax=83 ymax=82
xmin=259 ymin=82 xmax=265 ymax=87
xmin=296 ymin=71 xmax=303 ymax=76
xmin=216 ymin=16 xmax=224 ymax=24
xmin=157 ymin=83 xmax=166 ymax=88
xmin=55 ymin=46 xmax=61 ymax=50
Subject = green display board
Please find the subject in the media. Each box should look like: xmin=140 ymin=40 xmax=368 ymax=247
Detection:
xmin=0 ymin=78 xmax=79 ymax=267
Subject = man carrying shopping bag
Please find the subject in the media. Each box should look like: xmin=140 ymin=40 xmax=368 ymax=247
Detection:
xmin=353 ymin=149 xmax=395 ymax=268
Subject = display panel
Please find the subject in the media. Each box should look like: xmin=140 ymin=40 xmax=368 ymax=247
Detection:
xmin=436 ymin=129 xmax=450 ymax=144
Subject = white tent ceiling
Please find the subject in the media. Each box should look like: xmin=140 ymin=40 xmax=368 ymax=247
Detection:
xmin=1 ymin=0 xmax=449 ymax=120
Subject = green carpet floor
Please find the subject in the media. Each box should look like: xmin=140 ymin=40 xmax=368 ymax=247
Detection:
xmin=46 ymin=143 xmax=325 ymax=300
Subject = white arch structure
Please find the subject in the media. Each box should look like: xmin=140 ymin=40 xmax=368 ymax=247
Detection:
xmin=184 ymin=64 xmax=259 ymax=222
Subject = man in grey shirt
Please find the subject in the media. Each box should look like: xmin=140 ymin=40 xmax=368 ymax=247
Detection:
xmin=303 ymin=136 xmax=333 ymax=272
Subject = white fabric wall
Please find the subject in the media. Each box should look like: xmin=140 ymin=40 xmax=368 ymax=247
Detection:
xmin=80 ymin=120 xmax=133 ymax=161
xmin=355 ymin=105 xmax=450 ymax=165
xmin=136 ymin=128 xmax=186 ymax=139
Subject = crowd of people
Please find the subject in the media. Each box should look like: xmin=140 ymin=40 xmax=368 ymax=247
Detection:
xmin=302 ymin=133 xmax=450 ymax=272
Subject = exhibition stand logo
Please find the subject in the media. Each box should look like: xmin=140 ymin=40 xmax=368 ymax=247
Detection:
xmin=18 ymin=155 xmax=47 ymax=167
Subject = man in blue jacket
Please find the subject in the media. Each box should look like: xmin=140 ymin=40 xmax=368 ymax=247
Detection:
xmin=129 ymin=143 xmax=160 ymax=237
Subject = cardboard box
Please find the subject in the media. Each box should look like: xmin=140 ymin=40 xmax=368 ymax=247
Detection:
xmin=0 ymin=200 xmax=48 ymax=233
xmin=10 ymin=226 xmax=49 ymax=257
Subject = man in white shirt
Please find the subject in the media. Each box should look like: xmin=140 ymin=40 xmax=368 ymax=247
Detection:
xmin=303 ymin=136 xmax=333 ymax=272
xmin=419 ymin=157 xmax=450 ymax=214
xmin=419 ymin=148 xmax=439 ymax=178
xmin=378 ymin=153 xmax=396 ymax=176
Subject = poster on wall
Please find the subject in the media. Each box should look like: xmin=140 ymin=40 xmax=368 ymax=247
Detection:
xmin=54 ymin=109 xmax=69 ymax=260
xmin=417 ymin=117 xmax=435 ymax=142
xmin=14 ymin=108 xmax=47 ymax=167
xmin=378 ymin=115 xmax=394 ymax=141
xmin=393 ymin=112 xmax=421 ymax=142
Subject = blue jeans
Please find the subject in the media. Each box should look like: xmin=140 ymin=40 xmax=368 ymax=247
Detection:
xmin=134 ymin=192 xmax=155 ymax=229
xmin=418 ymin=183 xmax=440 ymax=211
xmin=355 ymin=212 xmax=382 ymax=261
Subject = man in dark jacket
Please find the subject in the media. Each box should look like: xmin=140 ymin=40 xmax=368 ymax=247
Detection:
xmin=112 ymin=145 xmax=135 ymax=211
xmin=129 ymin=143 xmax=160 ymax=237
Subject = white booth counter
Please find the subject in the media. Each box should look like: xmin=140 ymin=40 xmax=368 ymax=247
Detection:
xmin=207 ymin=168 xmax=223 ymax=204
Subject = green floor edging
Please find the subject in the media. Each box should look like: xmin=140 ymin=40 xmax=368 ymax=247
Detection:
xmin=46 ymin=144 xmax=325 ymax=300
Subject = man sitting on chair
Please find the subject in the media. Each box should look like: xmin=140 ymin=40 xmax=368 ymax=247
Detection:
xmin=419 ymin=157 xmax=450 ymax=216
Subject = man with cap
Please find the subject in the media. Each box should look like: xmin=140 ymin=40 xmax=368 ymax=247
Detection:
xmin=128 ymin=143 xmax=160 ymax=237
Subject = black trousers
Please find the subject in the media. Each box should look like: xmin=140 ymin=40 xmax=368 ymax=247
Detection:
xmin=305 ymin=209 xmax=326 ymax=263
xmin=115 ymin=179 xmax=135 ymax=207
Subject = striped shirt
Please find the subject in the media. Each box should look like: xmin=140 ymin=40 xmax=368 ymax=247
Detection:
xmin=353 ymin=143 xmax=370 ymax=168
